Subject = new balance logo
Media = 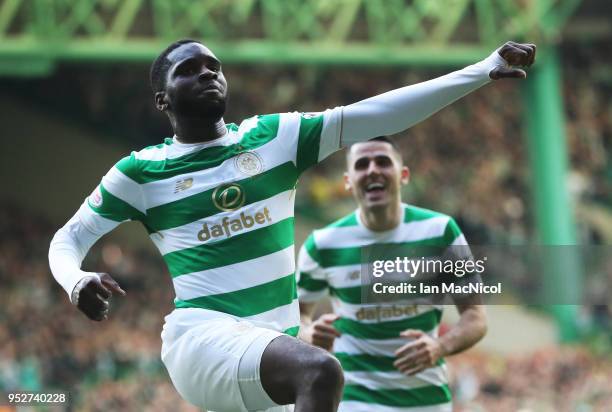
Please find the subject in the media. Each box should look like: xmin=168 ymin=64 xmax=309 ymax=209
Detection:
xmin=174 ymin=178 xmax=193 ymax=193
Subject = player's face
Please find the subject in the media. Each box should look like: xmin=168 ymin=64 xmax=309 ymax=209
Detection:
xmin=345 ymin=142 xmax=409 ymax=211
xmin=163 ymin=43 xmax=228 ymax=119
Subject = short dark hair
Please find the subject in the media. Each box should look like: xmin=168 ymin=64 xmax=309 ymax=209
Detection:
xmin=150 ymin=39 xmax=202 ymax=93
xmin=368 ymin=136 xmax=400 ymax=152
xmin=346 ymin=136 xmax=402 ymax=162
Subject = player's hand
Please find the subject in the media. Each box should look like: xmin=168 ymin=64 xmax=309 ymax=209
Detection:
xmin=300 ymin=313 xmax=341 ymax=351
xmin=489 ymin=41 xmax=536 ymax=80
xmin=393 ymin=329 xmax=445 ymax=376
xmin=73 ymin=273 xmax=126 ymax=321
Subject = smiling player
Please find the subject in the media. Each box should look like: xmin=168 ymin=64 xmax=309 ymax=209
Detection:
xmin=298 ymin=137 xmax=487 ymax=411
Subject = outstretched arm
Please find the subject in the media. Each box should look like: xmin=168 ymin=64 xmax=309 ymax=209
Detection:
xmin=337 ymin=42 xmax=536 ymax=146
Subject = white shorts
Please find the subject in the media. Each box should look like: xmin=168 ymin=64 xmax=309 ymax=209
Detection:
xmin=161 ymin=308 xmax=294 ymax=412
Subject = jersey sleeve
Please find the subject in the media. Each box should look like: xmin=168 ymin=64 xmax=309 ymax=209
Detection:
xmin=49 ymin=155 xmax=147 ymax=300
xmin=89 ymin=153 xmax=147 ymax=223
xmin=297 ymin=234 xmax=330 ymax=302
xmin=275 ymin=109 xmax=343 ymax=175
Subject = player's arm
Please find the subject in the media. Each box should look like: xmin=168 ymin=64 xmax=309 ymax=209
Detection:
xmin=296 ymin=236 xmax=340 ymax=351
xmin=439 ymin=298 xmax=487 ymax=356
xmin=394 ymin=217 xmax=487 ymax=375
xmin=339 ymin=41 xmax=535 ymax=145
xmin=393 ymin=295 xmax=487 ymax=376
xmin=291 ymin=42 xmax=535 ymax=171
xmin=49 ymin=159 xmax=145 ymax=321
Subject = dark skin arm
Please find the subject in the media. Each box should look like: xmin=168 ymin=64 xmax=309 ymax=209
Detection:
xmin=75 ymin=273 xmax=126 ymax=321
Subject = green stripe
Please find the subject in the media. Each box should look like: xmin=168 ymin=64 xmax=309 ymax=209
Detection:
xmin=319 ymin=240 xmax=449 ymax=268
xmin=297 ymin=272 xmax=328 ymax=292
xmin=343 ymin=384 xmax=451 ymax=407
xmin=175 ymin=274 xmax=297 ymax=317
xmin=330 ymin=285 xmax=362 ymax=304
xmin=443 ymin=218 xmax=461 ymax=244
xmin=164 ymin=218 xmax=294 ymax=277
xmin=303 ymin=235 xmax=322 ymax=264
xmin=283 ymin=326 xmax=300 ymax=337
xmin=333 ymin=309 xmax=442 ymax=339
xmin=146 ymin=161 xmax=297 ymax=231
xmin=328 ymin=212 xmax=358 ymax=228
xmin=296 ymin=113 xmax=324 ymax=174
xmin=116 ymin=115 xmax=280 ymax=184
xmin=89 ymin=183 xmax=145 ymax=222
xmin=335 ymin=353 xmax=444 ymax=372
xmin=404 ymin=205 xmax=446 ymax=223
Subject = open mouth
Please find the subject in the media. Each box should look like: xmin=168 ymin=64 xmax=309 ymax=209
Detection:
xmin=365 ymin=182 xmax=385 ymax=194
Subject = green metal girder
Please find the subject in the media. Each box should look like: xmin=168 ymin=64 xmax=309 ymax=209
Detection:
xmin=0 ymin=0 xmax=581 ymax=67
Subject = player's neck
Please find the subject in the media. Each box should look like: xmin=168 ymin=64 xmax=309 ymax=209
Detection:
xmin=360 ymin=203 xmax=402 ymax=232
xmin=173 ymin=117 xmax=227 ymax=144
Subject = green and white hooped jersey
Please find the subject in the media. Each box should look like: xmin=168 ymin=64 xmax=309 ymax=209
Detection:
xmin=82 ymin=110 xmax=341 ymax=336
xmin=297 ymin=205 xmax=468 ymax=412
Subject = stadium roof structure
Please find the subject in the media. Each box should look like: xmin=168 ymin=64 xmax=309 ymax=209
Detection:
xmin=0 ymin=0 xmax=582 ymax=76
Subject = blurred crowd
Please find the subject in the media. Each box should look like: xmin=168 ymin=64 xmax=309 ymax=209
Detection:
xmin=450 ymin=347 xmax=612 ymax=412
xmin=0 ymin=203 xmax=196 ymax=410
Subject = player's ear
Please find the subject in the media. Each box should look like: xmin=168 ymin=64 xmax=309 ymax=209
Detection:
xmin=401 ymin=166 xmax=410 ymax=185
xmin=344 ymin=172 xmax=352 ymax=192
xmin=155 ymin=92 xmax=169 ymax=112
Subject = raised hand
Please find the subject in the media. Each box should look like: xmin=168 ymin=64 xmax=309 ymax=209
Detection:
xmin=489 ymin=41 xmax=537 ymax=80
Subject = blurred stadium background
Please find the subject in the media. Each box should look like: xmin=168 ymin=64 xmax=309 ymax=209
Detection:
xmin=0 ymin=0 xmax=611 ymax=411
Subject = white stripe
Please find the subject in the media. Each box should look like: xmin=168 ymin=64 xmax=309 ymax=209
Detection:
xmin=132 ymin=145 xmax=169 ymax=162
xmin=296 ymin=243 xmax=328 ymax=281
xmin=344 ymin=368 xmax=448 ymax=390
xmin=276 ymin=112 xmax=301 ymax=165
xmin=142 ymin=137 xmax=288 ymax=209
xmin=244 ymin=299 xmax=300 ymax=332
xmin=339 ymin=401 xmax=452 ymax=412
xmin=451 ymin=233 xmax=467 ymax=246
xmin=102 ymin=167 xmax=146 ymax=213
xmin=314 ymin=216 xmax=450 ymax=249
xmin=334 ymin=326 xmax=439 ymax=358
xmin=161 ymin=306 xmax=298 ymax=336
xmin=135 ymin=131 xmax=238 ymax=162
xmin=236 ymin=116 xmax=260 ymax=140
xmin=79 ymin=202 xmax=122 ymax=233
xmin=319 ymin=107 xmax=343 ymax=161
xmin=172 ymin=245 xmax=295 ymax=299
xmin=151 ymin=190 xmax=295 ymax=255
xmin=325 ymin=263 xmax=362 ymax=288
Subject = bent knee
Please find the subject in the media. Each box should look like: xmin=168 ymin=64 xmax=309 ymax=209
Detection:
xmin=304 ymin=351 xmax=344 ymax=391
